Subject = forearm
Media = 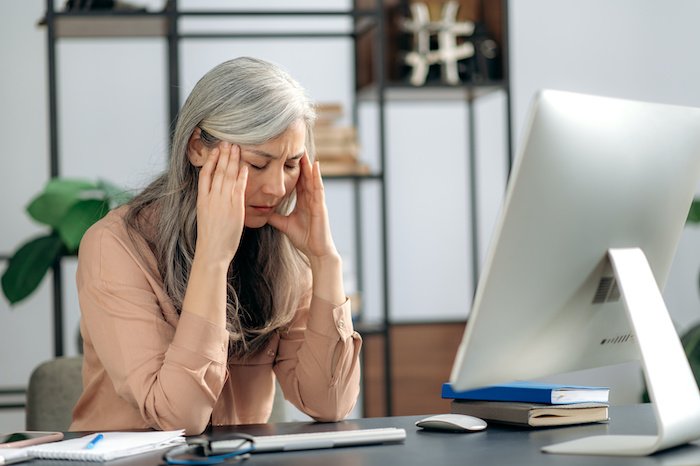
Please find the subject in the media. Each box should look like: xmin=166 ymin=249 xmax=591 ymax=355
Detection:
xmin=80 ymin=281 xmax=230 ymax=435
xmin=309 ymin=253 xmax=346 ymax=305
xmin=275 ymin=295 xmax=362 ymax=421
xmin=181 ymin=255 xmax=229 ymax=327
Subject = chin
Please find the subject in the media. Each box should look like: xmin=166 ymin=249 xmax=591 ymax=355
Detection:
xmin=244 ymin=217 xmax=269 ymax=229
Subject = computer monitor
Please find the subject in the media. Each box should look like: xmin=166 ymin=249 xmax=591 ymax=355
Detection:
xmin=449 ymin=90 xmax=700 ymax=456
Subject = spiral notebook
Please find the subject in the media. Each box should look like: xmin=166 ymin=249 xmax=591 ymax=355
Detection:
xmin=25 ymin=430 xmax=185 ymax=462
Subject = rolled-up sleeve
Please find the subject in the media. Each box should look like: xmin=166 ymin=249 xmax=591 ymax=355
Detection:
xmin=274 ymin=292 xmax=362 ymax=421
xmin=77 ymin=223 xmax=229 ymax=434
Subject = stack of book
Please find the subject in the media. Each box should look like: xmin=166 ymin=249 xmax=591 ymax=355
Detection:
xmin=442 ymin=381 xmax=610 ymax=427
xmin=314 ymin=103 xmax=369 ymax=176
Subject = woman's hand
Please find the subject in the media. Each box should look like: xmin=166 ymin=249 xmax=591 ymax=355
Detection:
xmin=195 ymin=142 xmax=248 ymax=268
xmin=268 ymin=153 xmax=338 ymax=262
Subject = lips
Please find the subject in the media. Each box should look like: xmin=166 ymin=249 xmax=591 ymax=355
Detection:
xmin=250 ymin=205 xmax=275 ymax=213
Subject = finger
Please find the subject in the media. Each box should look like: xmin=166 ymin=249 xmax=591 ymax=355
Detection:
xmin=298 ymin=152 xmax=314 ymax=203
xmin=311 ymin=160 xmax=325 ymax=204
xmin=211 ymin=146 xmax=229 ymax=194
xmin=313 ymin=160 xmax=323 ymax=187
xmin=222 ymin=143 xmax=239 ymax=191
xmin=291 ymin=155 xmax=305 ymax=202
xmin=198 ymin=149 xmax=219 ymax=197
xmin=231 ymin=143 xmax=241 ymax=165
xmin=232 ymin=164 xmax=248 ymax=207
xmin=267 ymin=212 xmax=289 ymax=234
xmin=301 ymin=152 xmax=313 ymax=184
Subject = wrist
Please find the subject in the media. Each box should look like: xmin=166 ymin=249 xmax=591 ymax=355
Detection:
xmin=309 ymin=252 xmax=342 ymax=272
xmin=309 ymin=253 xmax=345 ymax=305
xmin=194 ymin=239 xmax=236 ymax=271
xmin=191 ymin=254 xmax=230 ymax=276
xmin=183 ymin=254 xmax=229 ymax=327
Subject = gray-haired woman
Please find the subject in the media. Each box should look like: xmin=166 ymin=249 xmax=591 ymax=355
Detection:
xmin=70 ymin=57 xmax=362 ymax=435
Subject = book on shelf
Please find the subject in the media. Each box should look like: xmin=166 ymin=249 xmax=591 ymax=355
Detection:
xmin=314 ymin=102 xmax=344 ymax=125
xmin=312 ymin=102 xmax=369 ymax=176
xmin=319 ymin=161 xmax=371 ymax=177
xmin=315 ymin=146 xmax=360 ymax=161
xmin=450 ymin=400 xmax=609 ymax=427
xmin=441 ymin=381 xmax=609 ymax=404
xmin=314 ymin=126 xmax=357 ymax=145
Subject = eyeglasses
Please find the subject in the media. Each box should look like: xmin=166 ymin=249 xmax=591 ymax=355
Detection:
xmin=163 ymin=434 xmax=255 ymax=465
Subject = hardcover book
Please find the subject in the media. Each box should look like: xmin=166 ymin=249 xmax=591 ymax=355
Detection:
xmin=441 ymin=381 xmax=609 ymax=404
xmin=450 ymin=400 xmax=609 ymax=427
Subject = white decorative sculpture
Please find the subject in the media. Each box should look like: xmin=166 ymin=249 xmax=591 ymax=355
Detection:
xmin=400 ymin=1 xmax=476 ymax=86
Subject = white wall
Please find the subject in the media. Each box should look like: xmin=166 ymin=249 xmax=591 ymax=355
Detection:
xmin=3 ymin=0 xmax=700 ymax=430
xmin=1 ymin=0 xmax=52 ymax=431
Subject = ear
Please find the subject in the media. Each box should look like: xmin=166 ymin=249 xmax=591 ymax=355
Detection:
xmin=187 ymin=127 xmax=208 ymax=167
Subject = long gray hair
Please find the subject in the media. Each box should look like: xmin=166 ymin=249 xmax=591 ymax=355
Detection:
xmin=125 ymin=57 xmax=316 ymax=358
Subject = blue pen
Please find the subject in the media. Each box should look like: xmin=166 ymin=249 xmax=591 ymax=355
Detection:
xmin=85 ymin=434 xmax=104 ymax=450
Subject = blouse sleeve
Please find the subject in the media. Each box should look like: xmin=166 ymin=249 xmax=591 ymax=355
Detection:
xmin=77 ymin=222 xmax=230 ymax=434
xmin=273 ymin=291 xmax=362 ymax=421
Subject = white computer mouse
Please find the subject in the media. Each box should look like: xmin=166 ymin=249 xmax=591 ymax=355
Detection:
xmin=415 ymin=414 xmax=488 ymax=433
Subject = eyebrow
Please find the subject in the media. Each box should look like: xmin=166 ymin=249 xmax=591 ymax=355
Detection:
xmin=244 ymin=148 xmax=305 ymax=161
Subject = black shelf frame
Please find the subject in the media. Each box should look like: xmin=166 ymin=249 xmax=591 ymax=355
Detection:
xmin=36 ymin=0 xmax=512 ymax=418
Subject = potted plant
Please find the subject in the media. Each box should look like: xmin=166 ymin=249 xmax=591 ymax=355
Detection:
xmin=678 ymin=199 xmax=700 ymax=389
xmin=1 ymin=178 xmax=131 ymax=305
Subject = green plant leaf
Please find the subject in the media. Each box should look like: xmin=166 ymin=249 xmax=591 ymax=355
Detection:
xmin=57 ymin=199 xmax=110 ymax=252
xmin=687 ymin=199 xmax=700 ymax=224
xmin=97 ymin=179 xmax=133 ymax=208
xmin=1 ymin=233 xmax=64 ymax=305
xmin=26 ymin=178 xmax=98 ymax=227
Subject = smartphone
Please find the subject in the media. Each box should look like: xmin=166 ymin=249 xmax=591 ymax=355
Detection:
xmin=0 ymin=431 xmax=64 ymax=449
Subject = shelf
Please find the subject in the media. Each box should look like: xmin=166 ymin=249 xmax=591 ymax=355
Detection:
xmin=176 ymin=9 xmax=377 ymax=17
xmin=353 ymin=320 xmax=388 ymax=336
xmin=357 ymin=81 xmax=508 ymax=102
xmin=322 ymin=173 xmax=382 ymax=181
xmin=49 ymin=14 xmax=167 ymax=38
xmin=44 ymin=9 xmax=379 ymax=40
xmin=0 ymin=387 xmax=26 ymax=411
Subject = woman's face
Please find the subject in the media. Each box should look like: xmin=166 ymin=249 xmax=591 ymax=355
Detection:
xmin=238 ymin=120 xmax=306 ymax=228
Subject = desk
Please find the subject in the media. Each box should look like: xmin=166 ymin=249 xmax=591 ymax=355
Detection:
xmin=36 ymin=405 xmax=700 ymax=466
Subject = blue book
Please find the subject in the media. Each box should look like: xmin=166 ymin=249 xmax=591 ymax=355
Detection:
xmin=441 ymin=381 xmax=609 ymax=404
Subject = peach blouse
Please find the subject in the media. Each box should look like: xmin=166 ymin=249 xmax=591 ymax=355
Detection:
xmin=69 ymin=207 xmax=362 ymax=434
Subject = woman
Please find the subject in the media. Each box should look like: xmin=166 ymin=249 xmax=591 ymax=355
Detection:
xmin=70 ymin=57 xmax=362 ymax=435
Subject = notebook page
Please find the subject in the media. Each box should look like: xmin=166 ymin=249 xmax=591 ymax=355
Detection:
xmin=26 ymin=430 xmax=185 ymax=461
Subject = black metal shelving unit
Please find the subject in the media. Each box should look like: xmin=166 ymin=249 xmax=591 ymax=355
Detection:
xmin=39 ymin=0 xmax=396 ymax=417
xmin=33 ymin=0 xmax=512 ymax=418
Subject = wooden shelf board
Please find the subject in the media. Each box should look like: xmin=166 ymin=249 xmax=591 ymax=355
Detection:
xmin=53 ymin=16 xmax=168 ymax=38
xmin=358 ymin=82 xmax=508 ymax=102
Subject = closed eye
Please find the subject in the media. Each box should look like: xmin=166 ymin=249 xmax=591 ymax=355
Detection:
xmin=248 ymin=162 xmax=267 ymax=171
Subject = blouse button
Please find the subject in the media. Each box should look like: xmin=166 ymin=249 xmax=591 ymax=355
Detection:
xmin=338 ymin=319 xmax=345 ymax=329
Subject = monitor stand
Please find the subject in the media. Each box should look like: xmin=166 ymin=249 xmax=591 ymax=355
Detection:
xmin=542 ymin=248 xmax=700 ymax=456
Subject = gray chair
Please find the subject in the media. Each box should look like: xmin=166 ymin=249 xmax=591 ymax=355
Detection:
xmin=25 ymin=356 xmax=83 ymax=431
xmin=269 ymin=380 xmax=288 ymax=423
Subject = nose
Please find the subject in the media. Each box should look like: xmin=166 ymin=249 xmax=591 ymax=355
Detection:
xmin=261 ymin=165 xmax=286 ymax=197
